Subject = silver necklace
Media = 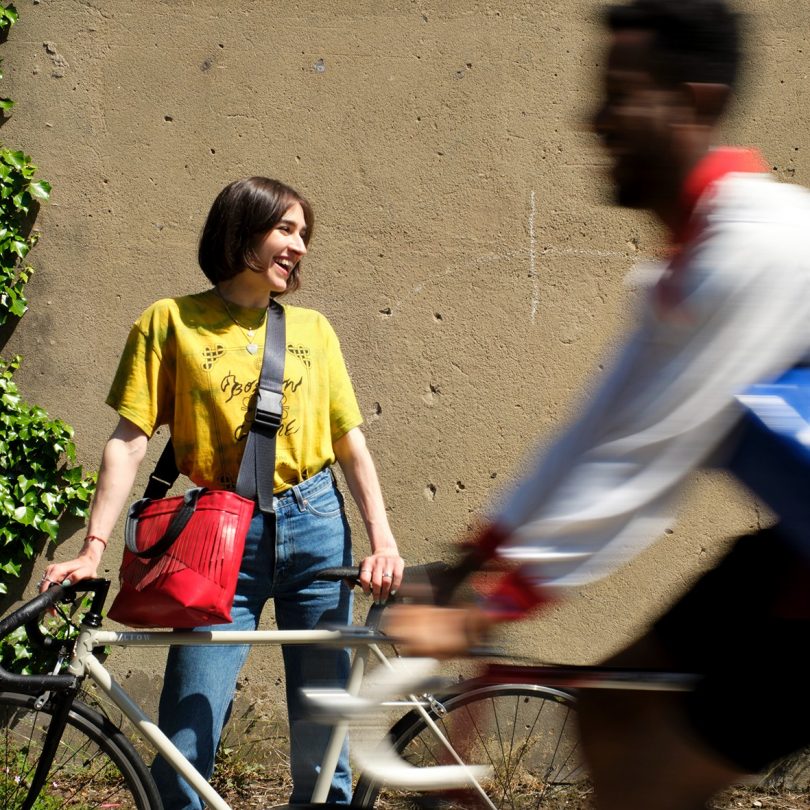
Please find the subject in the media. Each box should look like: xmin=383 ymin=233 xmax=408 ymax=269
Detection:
xmin=216 ymin=289 xmax=266 ymax=355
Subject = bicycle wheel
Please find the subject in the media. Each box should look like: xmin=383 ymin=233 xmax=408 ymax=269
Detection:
xmin=0 ymin=690 xmax=162 ymax=810
xmin=352 ymin=683 xmax=588 ymax=810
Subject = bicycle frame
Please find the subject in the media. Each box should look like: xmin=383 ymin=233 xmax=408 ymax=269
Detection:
xmin=2 ymin=574 xmax=493 ymax=810
xmin=67 ymin=625 xmax=389 ymax=810
xmin=66 ymin=625 xmax=509 ymax=810
xmin=2 ymin=576 xmax=702 ymax=810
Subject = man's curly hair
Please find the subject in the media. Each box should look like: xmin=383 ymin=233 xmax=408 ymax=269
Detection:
xmin=606 ymin=0 xmax=741 ymax=91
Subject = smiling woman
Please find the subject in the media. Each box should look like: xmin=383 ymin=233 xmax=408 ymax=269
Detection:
xmin=197 ymin=177 xmax=312 ymax=300
xmin=41 ymin=176 xmax=404 ymax=810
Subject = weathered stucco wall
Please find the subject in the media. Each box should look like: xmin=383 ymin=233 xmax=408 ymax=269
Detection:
xmin=2 ymin=0 xmax=809 ymax=740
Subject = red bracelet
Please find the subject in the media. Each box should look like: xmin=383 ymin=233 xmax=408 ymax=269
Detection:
xmin=85 ymin=534 xmax=109 ymax=549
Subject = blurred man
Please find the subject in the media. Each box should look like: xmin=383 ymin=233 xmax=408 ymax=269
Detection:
xmin=388 ymin=2 xmax=810 ymax=808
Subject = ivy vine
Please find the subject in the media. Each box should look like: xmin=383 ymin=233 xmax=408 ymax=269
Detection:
xmin=0 ymin=357 xmax=95 ymax=585
xmin=0 ymin=147 xmax=51 ymax=324
xmin=0 ymin=3 xmax=49 ymax=326
xmin=0 ymin=2 xmax=96 ymax=672
xmin=0 ymin=3 xmax=16 ymax=113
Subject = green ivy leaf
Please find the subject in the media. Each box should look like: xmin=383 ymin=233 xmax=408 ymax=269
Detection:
xmin=12 ymin=505 xmax=35 ymax=524
xmin=62 ymin=466 xmax=84 ymax=485
xmin=29 ymin=179 xmax=51 ymax=200
xmin=9 ymin=237 xmax=29 ymax=258
xmin=13 ymin=643 xmax=31 ymax=661
xmin=5 ymin=150 xmax=28 ymax=171
xmin=41 ymin=518 xmax=59 ymax=540
xmin=0 ymin=5 xmax=19 ymax=28
xmin=41 ymin=490 xmax=59 ymax=512
xmin=1 ymin=559 xmax=20 ymax=576
xmin=8 ymin=292 xmax=26 ymax=317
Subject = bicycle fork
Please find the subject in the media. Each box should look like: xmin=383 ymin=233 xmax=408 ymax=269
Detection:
xmin=18 ymin=686 xmax=78 ymax=810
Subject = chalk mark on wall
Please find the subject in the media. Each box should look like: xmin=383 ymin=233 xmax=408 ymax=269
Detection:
xmin=529 ymin=190 xmax=538 ymax=321
xmin=381 ymin=202 xmax=633 ymax=317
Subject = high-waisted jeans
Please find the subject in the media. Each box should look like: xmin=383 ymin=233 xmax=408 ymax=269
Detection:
xmin=150 ymin=467 xmax=353 ymax=809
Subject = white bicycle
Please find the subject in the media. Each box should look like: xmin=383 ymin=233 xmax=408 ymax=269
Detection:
xmin=0 ymin=569 xmax=587 ymax=810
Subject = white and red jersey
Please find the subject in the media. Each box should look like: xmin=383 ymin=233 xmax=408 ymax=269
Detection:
xmin=486 ymin=150 xmax=810 ymax=607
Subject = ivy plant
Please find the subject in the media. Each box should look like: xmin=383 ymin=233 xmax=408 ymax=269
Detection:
xmin=0 ymin=357 xmax=96 ymax=671
xmin=0 ymin=3 xmax=16 ymax=29
xmin=0 ymin=4 xmax=49 ymax=327
xmin=0 ymin=148 xmax=50 ymax=325
xmin=0 ymin=357 xmax=96 ymax=585
xmin=0 ymin=2 xmax=97 ymax=673
xmin=0 ymin=4 xmax=17 ymax=115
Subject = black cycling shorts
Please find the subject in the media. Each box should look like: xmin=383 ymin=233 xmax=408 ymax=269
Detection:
xmin=654 ymin=525 xmax=810 ymax=773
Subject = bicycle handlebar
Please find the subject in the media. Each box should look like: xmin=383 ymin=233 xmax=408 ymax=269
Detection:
xmin=0 ymin=583 xmax=70 ymax=641
xmin=0 ymin=579 xmax=111 ymax=693
xmin=313 ymin=561 xmax=452 ymax=591
xmin=312 ymin=567 xmax=363 ymax=583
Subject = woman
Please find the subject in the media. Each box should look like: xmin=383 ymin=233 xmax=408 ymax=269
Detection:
xmin=42 ymin=176 xmax=404 ymax=809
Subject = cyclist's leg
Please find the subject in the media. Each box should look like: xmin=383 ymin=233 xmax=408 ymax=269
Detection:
xmin=579 ymin=526 xmax=810 ymax=810
xmin=150 ymin=509 xmax=273 ymax=810
xmin=273 ymin=470 xmax=354 ymax=804
xmin=578 ymin=634 xmax=743 ymax=810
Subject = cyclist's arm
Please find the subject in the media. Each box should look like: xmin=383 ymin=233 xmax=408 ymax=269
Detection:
xmin=481 ymin=238 xmax=810 ymax=597
xmin=40 ymin=417 xmax=147 ymax=591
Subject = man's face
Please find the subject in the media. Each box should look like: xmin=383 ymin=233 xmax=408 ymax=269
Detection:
xmin=593 ymin=31 xmax=689 ymax=208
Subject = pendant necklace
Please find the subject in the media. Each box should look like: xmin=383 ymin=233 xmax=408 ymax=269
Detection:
xmin=216 ymin=289 xmax=266 ymax=355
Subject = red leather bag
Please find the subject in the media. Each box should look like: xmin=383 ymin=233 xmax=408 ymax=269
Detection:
xmin=107 ymin=488 xmax=254 ymax=628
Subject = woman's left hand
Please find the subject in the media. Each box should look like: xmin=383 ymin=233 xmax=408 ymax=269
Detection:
xmin=356 ymin=549 xmax=405 ymax=603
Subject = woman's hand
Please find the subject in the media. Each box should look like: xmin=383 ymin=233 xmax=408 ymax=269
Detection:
xmin=39 ymin=540 xmax=104 ymax=593
xmin=357 ymin=548 xmax=405 ymax=603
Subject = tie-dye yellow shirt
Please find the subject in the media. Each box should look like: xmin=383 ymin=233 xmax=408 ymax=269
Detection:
xmin=106 ymin=290 xmax=363 ymax=493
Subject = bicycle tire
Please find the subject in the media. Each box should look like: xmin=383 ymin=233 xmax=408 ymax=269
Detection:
xmin=0 ymin=690 xmax=162 ymax=810
xmin=352 ymin=683 xmax=588 ymax=810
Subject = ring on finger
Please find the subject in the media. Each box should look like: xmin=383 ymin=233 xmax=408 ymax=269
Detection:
xmin=382 ymin=572 xmax=393 ymax=578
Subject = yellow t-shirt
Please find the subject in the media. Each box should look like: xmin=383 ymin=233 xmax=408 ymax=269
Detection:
xmin=106 ymin=290 xmax=363 ymax=493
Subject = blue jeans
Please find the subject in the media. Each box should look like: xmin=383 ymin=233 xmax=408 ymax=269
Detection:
xmin=151 ymin=468 xmax=353 ymax=810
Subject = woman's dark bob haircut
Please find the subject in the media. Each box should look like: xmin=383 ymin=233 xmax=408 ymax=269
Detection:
xmin=198 ymin=177 xmax=314 ymax=295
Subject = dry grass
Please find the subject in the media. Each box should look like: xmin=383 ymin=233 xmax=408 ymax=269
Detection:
xmin=214 ymin=769 xmax=810 ymax=810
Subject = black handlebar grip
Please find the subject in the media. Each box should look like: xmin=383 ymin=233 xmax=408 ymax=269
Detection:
xmin=0 ymin=584 xmax=68 ymax=642
xmin=313 ymin=567 xmax=361 ymax=583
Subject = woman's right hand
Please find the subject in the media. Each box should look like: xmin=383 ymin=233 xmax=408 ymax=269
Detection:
xmin=39 ymin=537 xmax=106 ymax=593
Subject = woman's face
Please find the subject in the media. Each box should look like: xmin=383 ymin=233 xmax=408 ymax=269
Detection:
xmin=252 ymin=202 xmax=308 ymax=293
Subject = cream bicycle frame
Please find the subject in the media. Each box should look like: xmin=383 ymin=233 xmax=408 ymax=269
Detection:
xmin=65 ymin=626 xmax=475 ymax=810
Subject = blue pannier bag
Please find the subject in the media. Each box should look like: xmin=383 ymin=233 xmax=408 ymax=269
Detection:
xmin=726 ymin=366 xmax=810 ymax=555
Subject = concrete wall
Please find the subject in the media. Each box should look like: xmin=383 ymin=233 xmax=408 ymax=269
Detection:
xmin=3 ymin=0 xmax=808 ymax=742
